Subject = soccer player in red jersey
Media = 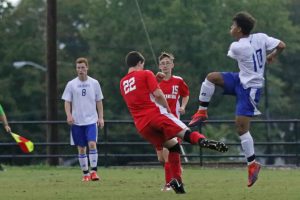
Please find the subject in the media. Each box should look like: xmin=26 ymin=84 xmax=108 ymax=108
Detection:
xmin=120 ymin=51 xmax=228 ymax=194
xmin=155 ymin=52 xmax=189 ymax=192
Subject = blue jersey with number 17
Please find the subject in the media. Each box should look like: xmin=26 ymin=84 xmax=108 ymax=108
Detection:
xmin=227 ymin=33 xmax=280 ymax=89
xmin=62 ymin=76 xmax=103 ymax=125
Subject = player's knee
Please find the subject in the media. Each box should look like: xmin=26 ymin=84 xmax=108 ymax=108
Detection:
xmin=236 ymin=124 xmax=248 ymax=135
xmin=168 ymin=143 xmax=181 ymax=153
xmin=157 ymin=156 xmax=165 ymax=163
xmin=237 ymin=129 xmax=248 ymax=136
xmin=206 ymin=72 xmax=217 ymax=82
xmin=156 ymin=150 xmax=165 ymax=163
xmin=206 ymin=72 xmax=222 ymax=85
xmin=78 ymin=146 xmax=86 ymax=154
xmin=88 ymin=141 xmax=97 ymax=149
xmin=183 ymin=130 xmax=192 ymax=143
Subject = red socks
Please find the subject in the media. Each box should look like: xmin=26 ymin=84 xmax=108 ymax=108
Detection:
xmin=168 ymin=152 xmax=182 ymax=182
xmin=189 ymin=131 xmax=206 ymax=144
xmin=164 ymin=162 xmax=172 ymax=184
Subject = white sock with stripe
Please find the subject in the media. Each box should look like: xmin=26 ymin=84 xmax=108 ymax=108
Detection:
xmin=78 ymin=154 xmax=89 ymax=173
xmin=89 ymin=149 xmax=98 ymax=171
xmin=239 ymin=131 xmax=255 ymax=164
xmin=198 ymin=78 xmax=215 ymax=106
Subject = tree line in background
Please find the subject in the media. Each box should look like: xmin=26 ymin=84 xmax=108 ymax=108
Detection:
xmin=0 ymin=0 xmax=299 ymax=164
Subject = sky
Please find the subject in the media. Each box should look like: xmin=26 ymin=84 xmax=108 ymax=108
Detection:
xmin=8 ymin=0 xmax=21 ymax=6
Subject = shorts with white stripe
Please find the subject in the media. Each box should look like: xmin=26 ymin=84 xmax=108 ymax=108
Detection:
xmin=221 ymin=72 xmax=261 ymax=116
xmin=139 ymin=112 xmax=187 ymax=149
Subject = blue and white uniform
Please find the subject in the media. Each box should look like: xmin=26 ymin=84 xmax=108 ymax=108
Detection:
xmin=223 ymin=33 xmax=280 ymax=116
xmin=62 ymin=76 xmax=104 ymax=146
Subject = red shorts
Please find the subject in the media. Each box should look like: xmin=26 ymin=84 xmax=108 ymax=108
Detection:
xmin=139 ymin=112 xmax=187 ymax=149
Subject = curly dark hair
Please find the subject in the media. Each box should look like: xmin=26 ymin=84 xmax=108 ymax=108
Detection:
xmin=233 ymin=11 xmax=256 ymax=35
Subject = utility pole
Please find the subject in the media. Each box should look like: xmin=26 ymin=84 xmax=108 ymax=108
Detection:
xmin=46 ymin=0 xmax=58 ymax=165
xmin=264 ymin=67 xmax=273 ymax=165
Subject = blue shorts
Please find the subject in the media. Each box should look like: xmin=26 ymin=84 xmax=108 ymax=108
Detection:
xmin=71 ymin=123 xmax=98 ymax=147
xmin=221 ymin=72 xmax=261 ymax=117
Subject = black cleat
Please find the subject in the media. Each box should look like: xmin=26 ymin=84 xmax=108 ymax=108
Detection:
xmin=169 ymin=178 xmax=186 ymax=194
xmin=199 ymin=138 xmax=228 ymax=153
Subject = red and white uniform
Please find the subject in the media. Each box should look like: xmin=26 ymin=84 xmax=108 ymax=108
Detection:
xmin=120 ymin=70 xmax=186 ymax=148
xmin=159 ymin=75 xmax=189 ymax=118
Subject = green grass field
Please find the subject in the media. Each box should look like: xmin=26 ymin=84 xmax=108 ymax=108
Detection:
xmin=0 ymin=165 xmax=299 ymax=200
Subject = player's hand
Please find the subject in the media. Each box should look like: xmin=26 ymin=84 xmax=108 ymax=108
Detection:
xmin=156 ymin=72 xmax=165 ymax=82
xmin=266 ymin=52 xmax=276 ymax=64
xmin=66 ymin=115 xmax=74 ymax=125
xmin=97 ymin=118 xmax=104 ymax=129
xmin=179 ymin=107 xmax=185 ymax=115
xmin=4 ymin=125 xmax=11 ymax=133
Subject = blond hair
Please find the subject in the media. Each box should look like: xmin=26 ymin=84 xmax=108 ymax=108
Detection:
xmin=158 ymin=52 xmax=175 ymax=61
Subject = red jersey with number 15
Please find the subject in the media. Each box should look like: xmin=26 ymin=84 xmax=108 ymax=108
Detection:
xmin=120 ymin=70 xmax=169 ymax=131
xmin=159 ymin=76 xmax=189 ymax=118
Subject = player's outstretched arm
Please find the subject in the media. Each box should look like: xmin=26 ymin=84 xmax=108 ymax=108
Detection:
xmin=267 ymin=41 xmax=286 ymax=64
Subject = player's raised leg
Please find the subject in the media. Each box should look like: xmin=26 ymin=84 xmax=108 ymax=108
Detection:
xmin=177 ymin=128 xmax=228 ymax=153
xmin=161 ymin=113 xmax=228 ymax=153
xmin=189 ymin=72 xmax=224 ymax=127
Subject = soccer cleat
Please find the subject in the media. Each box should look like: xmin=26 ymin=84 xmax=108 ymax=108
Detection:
xmin=199 ymin=138 xmax=228 ymax=153
xmin=247 ymin=162 xmax=261 ymax=187
xmin=161 ymin=183 xmax=172 ymax=192
xmin=169 ymin=178 xmax=186 ymax=194
xmin=82 ymin=174 xmax=91 ymax=182
xmin=90 ymin=171 xmax=100 ymax=181
xmin=188 ymin=109 xmax=208 ymax=127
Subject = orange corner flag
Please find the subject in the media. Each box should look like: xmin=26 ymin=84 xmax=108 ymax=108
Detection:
xmin=11 ymin=132 xmax=34 ymax=153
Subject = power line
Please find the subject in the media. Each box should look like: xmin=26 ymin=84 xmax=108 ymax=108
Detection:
xmin=134 ymin=0 xmax=157 ymax=66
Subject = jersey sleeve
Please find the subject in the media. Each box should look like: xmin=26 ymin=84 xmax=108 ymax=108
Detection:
xmin=61 ymin=82 xmax=72 ymax=102
xmin=228 ymin=41 xmax=252 ymax=60
xmin=263 ymin=33 xmax=280 ymax=51
xmin=227 ymin=42 xmax=241 ymax=60
xmin=0 ymin=104 xmax=5 ymax=116
xmin=179 ymin=79 xmax=189 ymax=97
xmin=95 ymin=80 xmax=104 ymax=101
xmin=145 ymin=70 xmax=159 ymax=93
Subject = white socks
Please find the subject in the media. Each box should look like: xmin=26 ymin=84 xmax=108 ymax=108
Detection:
xmin=78 ymin=149 xmax=98 ymax=173
xmin=78 ymin=154 xmax=89 ymax=172
xmin=89 ymin=149 xmax=98 ymax=169
xmin=199 ymin=78 xmax=215 ymax=102
xmin=239 ymin=131 xmax=255 ymax=163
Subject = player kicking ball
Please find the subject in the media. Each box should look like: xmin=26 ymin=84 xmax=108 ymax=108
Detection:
xmin=120 ymin=51 xmax=228 ymax=194
xmin=189 ymin=11 xmax=286 ymax=187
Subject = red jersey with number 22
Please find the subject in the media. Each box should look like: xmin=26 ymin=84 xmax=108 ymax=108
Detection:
xmin=120 ymin=70 xmax=168 ymax=131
